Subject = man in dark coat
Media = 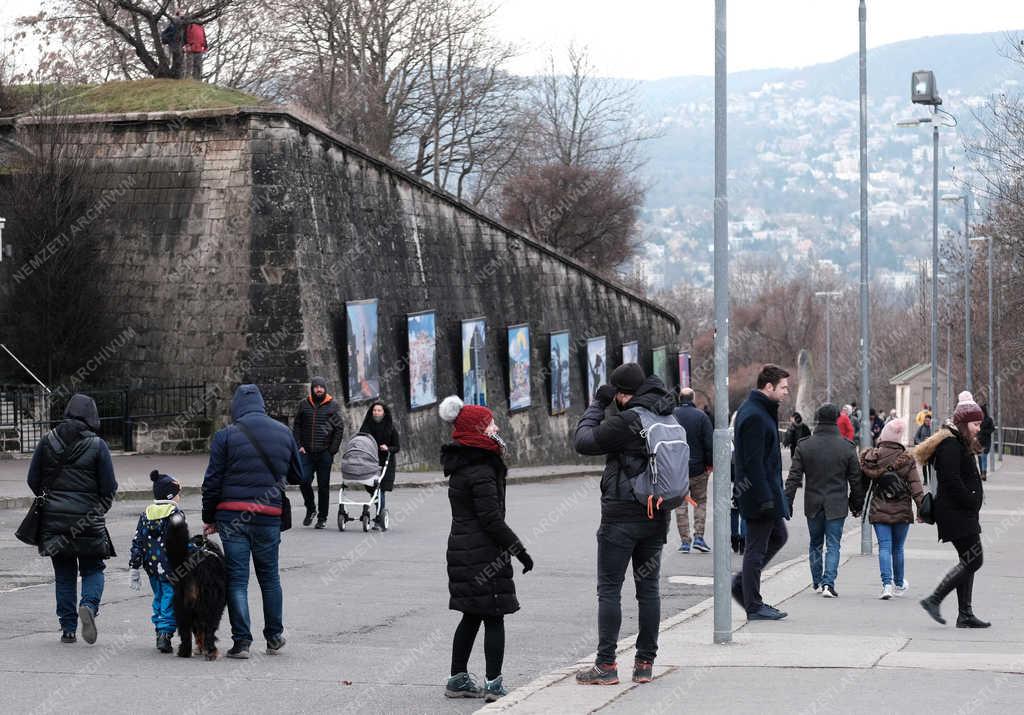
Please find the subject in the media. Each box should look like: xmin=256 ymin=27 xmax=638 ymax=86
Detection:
xmin=732 ymin=364 xmax=791 ymax=620
xmin=783 ymin=412 xmax=811 ymax=459
xmin=573 ymin=363 xmax=674 ymax=686
xmin=915 ymin=412 xmax=933 ymax=485
xmin=672 ymin=387 xmax=713 ymax=553
xmin=784 ymin=403 xmax=863 ymax=598
xmin=292 ymin=376 xmax=344 ymax=528
xmin=978 ymin=404 xmax=995 ymax=480
xmin=203 ymin=384 xmax=306 ymax=658
xmin=27 ymin=394 xmax=117 ymax=644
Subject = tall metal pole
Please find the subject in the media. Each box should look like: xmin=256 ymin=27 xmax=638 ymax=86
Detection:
xmin=712 ymin=0 xmax=731 ymax=645
xmin=946 ymin=322 xmax=952 ymax=416
xmin=931 ymin=122 xmax=939 ymax=422
xmin=858 ymin=0 xmax=872 ymax=555
xmin=826 ymin=295 xmax=833 ymax=402
xmin=963 ymin=189 xmax=972 ymax=392
xmin=987 ymin=236 xmax=994 ymax=470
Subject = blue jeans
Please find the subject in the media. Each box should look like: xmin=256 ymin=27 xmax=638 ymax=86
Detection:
xmin=218 ymin=519 xmax=283 ymax=644
xmin=149 ymin=574 xmax=176 ymax=634
xmin=807 ymin=512 xmax=845 ymax=588
xmin=299 ymin=451 xmax=333 ymax=519
xmin=978 ymin=453 xmax=989 ymax=472
xmin=51 ymin=555 xmax=105 ymax=633
xmin=596 ymin=519 xmax=667 ymax=664
xmin=873 ymin=522 xmax=911 ymax=586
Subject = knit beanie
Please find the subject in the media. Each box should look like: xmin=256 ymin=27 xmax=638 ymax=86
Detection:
xmin=610 ymin=363 xmax=645 ymax=395
xmin=953 ymin=391 xmax=984 ymax=426
xmin=815 ymin=403 xmax=839 ymax=424
xmin=151 ymin=470 xmax=180 ymax=500
xmin=439 ymin=395 xmax=494 ymax=441
xmin=879 ymin=418 xmax=905 ymax=444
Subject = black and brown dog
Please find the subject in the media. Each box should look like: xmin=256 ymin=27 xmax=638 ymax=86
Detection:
xmin=165 ymin=512 xmax=227 ymax=659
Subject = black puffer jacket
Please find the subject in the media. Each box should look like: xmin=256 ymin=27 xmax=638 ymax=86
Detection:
xmin=26 ymin=395 xmax=118 ymax=558
xmin=359 ymin=402 xmax=401 ymax=491
xmin=915 ymin=423 xmax=983 ymax=543
xmin=444 ymin=444 xmax=523 ymax=616
xmin=574 ymin=376 xmax=675 ymax=524
xmin=292 ymin=376 xmax=344 ymax=455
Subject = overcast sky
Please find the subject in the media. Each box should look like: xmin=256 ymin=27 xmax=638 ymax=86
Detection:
xmin=2 ymin=0 xmax=1022 ymax=79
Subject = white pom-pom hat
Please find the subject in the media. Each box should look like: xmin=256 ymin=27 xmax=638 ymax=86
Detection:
xmin=439 ymin=395 xmax=464 ymax=424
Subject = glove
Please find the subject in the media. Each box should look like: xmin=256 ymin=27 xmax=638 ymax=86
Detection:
xmin=516 ymin=550 xmax=534 ymax=574
xmin=129 ymin=568 xmax=141 ymax=592
xmin=757 ymin=499 xmax=776 ymax=517
xmin=594 ymin=384 xmax=618 ymax=407
xmin=731 ymin=534 xmax=746 ymax=554
xmin=786 ymin=494 xmax=795 ymax=515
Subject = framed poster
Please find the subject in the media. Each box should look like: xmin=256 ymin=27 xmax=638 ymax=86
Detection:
xmin=652 ymin=346 xmax=668 ymax=386
xmin=407 ymin=310 xmax=437 ymax=409
xmin=462 ymin=317 xmax=488 ymax=406
xmin=622 ymin=341 xmax=639 ymax=364
xmin=508 ymin=324 xmax=531 ymax=411
xmin=346 ymin=299 xmax=380 ymax=403
xmin=678 ymin=351 xmax=692 ymax=390
xmin=549 ymin=330 xmax=570 ymax=415
xmin=586 ymin=336 xmax=607 ymax=402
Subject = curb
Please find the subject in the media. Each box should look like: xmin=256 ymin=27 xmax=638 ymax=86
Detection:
xmin=0 ymin=468 xmax=602 ymax=511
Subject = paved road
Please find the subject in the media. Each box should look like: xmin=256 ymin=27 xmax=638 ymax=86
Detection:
xmin=0 ymin=475 xmax=810 ymax=714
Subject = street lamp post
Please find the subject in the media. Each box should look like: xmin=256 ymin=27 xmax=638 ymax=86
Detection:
xmin=858 ymin=0 xmax=871 ymax=557
xmin=970 ymin=235 xmax=994 ymax=470
xmin=815 ymin=291 xmax=841 ymax=403
xmin=943 ymin=191 xmax=973 ymax=392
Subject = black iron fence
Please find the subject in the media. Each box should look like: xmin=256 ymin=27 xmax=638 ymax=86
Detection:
xmin=0 ymin=383 xmax=208 ymax=453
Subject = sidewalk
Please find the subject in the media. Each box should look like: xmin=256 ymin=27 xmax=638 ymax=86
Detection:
xmin=0 ymin=452 xmax=601 ymax=509
xmin=484 ymin=457 xmax=1024 ymax=714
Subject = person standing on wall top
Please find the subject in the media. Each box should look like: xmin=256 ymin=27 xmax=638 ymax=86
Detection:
xmin=672 ymin=387 xmax=713 ymax=554
xmin=573 ymin=363 xmax=677 ymax=687
xmin=293 ymin=377 xmax=344 ymax=529
xmin=732 ymin=364 xmax=791 ymax=621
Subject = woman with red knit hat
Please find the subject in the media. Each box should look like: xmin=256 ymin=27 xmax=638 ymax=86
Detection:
xmin=439 ymin=396 xmax=533 ymax=702
xmin=915 ymin=391 xmax=989 ymax=628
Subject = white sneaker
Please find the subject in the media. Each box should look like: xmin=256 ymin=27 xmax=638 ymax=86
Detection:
xmin=880 ymin=584 xmax=894 ymax=600
xmin=813 ymin=584 xmax=823 ymax=594
xmin=894 ymin=579 xmax=909 ymax=597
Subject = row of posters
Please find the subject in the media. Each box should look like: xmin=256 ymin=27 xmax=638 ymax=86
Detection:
xmin=345 ymin=299 xmax=684 ymax=413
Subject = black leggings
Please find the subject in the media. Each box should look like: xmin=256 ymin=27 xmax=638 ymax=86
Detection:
xmin=450 ymin=613 xmax=504 ymax=680
xmin=952 ymin=535 xmax=984 ymax=608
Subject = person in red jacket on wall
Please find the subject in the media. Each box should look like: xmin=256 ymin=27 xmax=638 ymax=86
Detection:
xmin=184 ymin=20 xmax=207 ymax=80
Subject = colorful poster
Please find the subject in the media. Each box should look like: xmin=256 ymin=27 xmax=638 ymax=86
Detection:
xmin=508 ymin=324 xmax=531 ymax=411
xmin=346 ymin=299 xmax=380 ymax=403
xmin=462 ymin=318 xmax=488 ymax=406
xmin=622 ymin=341 xmax=639 ymax=364
xmin=586 ymin=336 xmax=607 ymax=402
xmin=550 ymin=331 xmax=570 ymax=414
xmin=652 ymin=346 xmax=668 ymax=386
xmin=678 ymin=351 xmax=692 ymax=389
xmin=407 ymin=311 xmax=436 ymax=409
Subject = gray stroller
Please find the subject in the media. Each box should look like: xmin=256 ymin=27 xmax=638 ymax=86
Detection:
xmin=337 ymin=433 xmax=390 ymax=532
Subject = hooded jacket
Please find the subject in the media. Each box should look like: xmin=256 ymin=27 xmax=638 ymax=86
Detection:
xmin=202 ymin=385 xmax=306 ymax=525
xmin=27 ymin=394 xmax=118 ymax=558
xmin=913 ymin=423 xmax=983 ymax=542
xmin=859 ymin=441 xmax=924 ymax=524
xmin=359 ymin=402 xmax=401 ymax=491
xmin=129 ymin=502 xmax=184 ymax=577
xmin=573 ymin=376 xmax=675 ymax=523
xmin=784 ymin=422 xmax=863 ymax=520
xmin=733 ymin=390 xmax=790 ymax=521
xmin=292 ymin=376 xmax=344 ymax=455
xmin=443 ymin=443 xmax=523 ymax=616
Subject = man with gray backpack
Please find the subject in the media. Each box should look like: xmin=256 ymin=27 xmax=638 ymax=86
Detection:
xmin=573 ymin=363 xmax=689 ymax=687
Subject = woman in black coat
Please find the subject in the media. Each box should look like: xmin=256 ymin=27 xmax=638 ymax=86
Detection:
xmin=25 ymin=394 xmax=118 ymax=644
xmin=438 ymin=396 xmax=532 ymax=703
xmin=915 ymin=391 xmax=988 ymax=628
xmin=359 ymin=401 xmax=400 ymax=527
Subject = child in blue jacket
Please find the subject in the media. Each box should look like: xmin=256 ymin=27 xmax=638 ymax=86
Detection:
xmin=129 ymin=471 xmax=184 ymax=653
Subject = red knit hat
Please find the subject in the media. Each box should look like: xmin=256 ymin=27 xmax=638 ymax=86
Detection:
xmin=953 ymin=391 xmax=984 ymax=426
xmin=439 ymin=396 xmax=497 ymax=450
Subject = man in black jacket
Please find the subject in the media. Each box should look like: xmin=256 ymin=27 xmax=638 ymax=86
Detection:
xmin=784 ymin=403 xmax=863 ymax=598
xmin=292 ymin=376 xmax=344 ymax=528
xmin=672 ymin=388 xmax=713 ymax=553
xmin=732 ymin=364 xmax=791 ymax=621
xmin=573 ymin=363 xmax=674 ymax=687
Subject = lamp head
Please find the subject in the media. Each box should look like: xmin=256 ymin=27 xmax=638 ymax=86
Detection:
xmin=911 ymin=70 xmax=942 ymax=106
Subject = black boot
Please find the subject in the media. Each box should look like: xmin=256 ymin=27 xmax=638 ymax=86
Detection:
xmin=920 ymin=562 xmax=967 ymax=625
xmin=156 ymin=632 xmax=173 ymax=653
xmin=303 ymin=506 xmax=315 ymax=527
xmin=955 ymin=571 xmax=990 ymax=628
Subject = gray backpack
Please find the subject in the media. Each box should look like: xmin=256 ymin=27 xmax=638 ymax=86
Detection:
xmin=629 ymin=406 xmax=690 ymax=517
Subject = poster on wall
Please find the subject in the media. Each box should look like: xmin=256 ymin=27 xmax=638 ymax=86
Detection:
xmin=678 ymin=351 xmax=692 ymax=390
xmin=346 ymin=299 xmax=380 ymax=403
xmin=407 ymin=310 xmax=437 ymax=409
xmin=586 ymin=336 xmax=607 ymax=402
xmin=550 ymin=331 xmax=570 ymax=415
xmin=507 ymin=324 xmax=531 ymax=411
xmin=462 ymin=318 xmax=488 ymax=406
xmin=652 ymin=346 xmax=668 ymax=386
xmin=622 ymin=341 xmax=639 ymax=364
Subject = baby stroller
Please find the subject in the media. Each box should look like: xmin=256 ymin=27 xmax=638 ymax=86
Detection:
xmin=338 ymin=433 xmax=390 ymax=532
